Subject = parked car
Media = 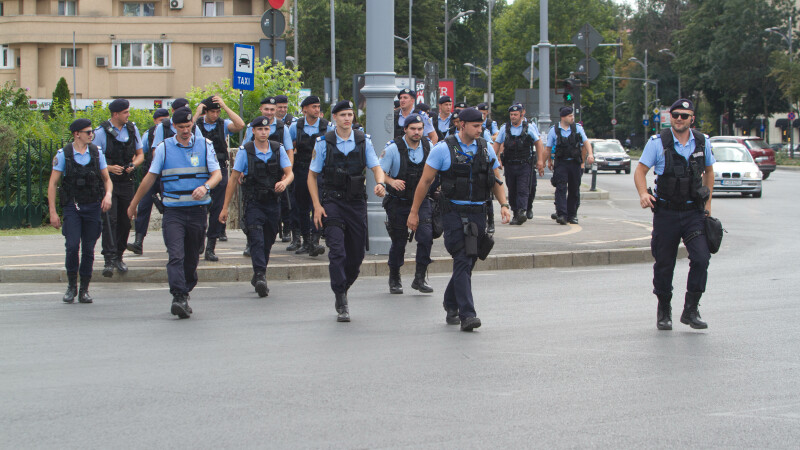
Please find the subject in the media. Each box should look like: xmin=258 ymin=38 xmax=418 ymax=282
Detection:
xmin=585 ymin=139 xmax=631 ymax=174
xmin=709 ymin=136 xmax=776 ymax=179
xmin=711 ymin=143 xmax=762 ymax=198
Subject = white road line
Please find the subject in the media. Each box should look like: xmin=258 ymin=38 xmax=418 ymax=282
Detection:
xmin=0 ymin=291 xmax=60 ymax=297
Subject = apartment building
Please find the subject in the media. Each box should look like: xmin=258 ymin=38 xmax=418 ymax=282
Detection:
xmin=0 ymin=0 xmax=280 ymax=109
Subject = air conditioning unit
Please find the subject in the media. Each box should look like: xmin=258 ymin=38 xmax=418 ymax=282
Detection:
xmin=96 ymin=56 xmax=108 ymax=67
xmin=169 ymin=0 xmax=183 ymax=10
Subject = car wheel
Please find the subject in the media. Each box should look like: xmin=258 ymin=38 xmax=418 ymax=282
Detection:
xmin=762 ymin=172 xmax=770 ymax=180
xmin=625 ymin=168 xmax=631 ymax=174
xmin=615 ymin=170 xmax=621 ymax=174
xmin=752 ymin=191 xmax=762 ymax=198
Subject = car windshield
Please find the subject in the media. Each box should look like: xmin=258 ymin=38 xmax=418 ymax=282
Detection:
xmin=744 ymin=139 xmax=770 ymax=150
xmin=713 ymin=146 xmax=754 ymax=163
xmin=591 ymin=141 xmax=625 ymax=153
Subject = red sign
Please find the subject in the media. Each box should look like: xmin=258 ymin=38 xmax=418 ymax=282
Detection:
xmin=154 ymin=100 xmax=163 ymax=109
xmin=438 ymin=80 xmax=455 ymax=100
xmin=268 ymin=0 xmax=285 ymax=9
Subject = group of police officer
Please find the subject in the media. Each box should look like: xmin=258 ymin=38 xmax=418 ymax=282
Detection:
xmin=49 ymin=91 xmax=713 ymax=333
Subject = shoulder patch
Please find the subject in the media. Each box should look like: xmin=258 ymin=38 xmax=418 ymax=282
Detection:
xmin=239 ymin=146 xmax=245 ymax=150
xmin=365 ymin=134 xmax=371 ymax=139
xmin=52 ymin=156 xmax=59 ymax=166
xmin=650 ymin=135 xmax=660 ymax=141
xmin=316 ymin=136 xmax=323 ymax=142
xmin=57 ymin=148 xmax=64 ymax=153
xmin=311 ymin=149 xmax=316 ymax=160
xmin=206 ymin=138 xmax=213 ymax=144
xmin=380 ymin=149 xmax=386 ymax=159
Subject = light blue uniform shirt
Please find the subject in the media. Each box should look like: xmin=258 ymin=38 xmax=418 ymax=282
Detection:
xmin=434 ymin=114 xmax=451 ymax=134
xmin=495 ymin=121 xmax=541 ymax=144
xmin=243 ymin=120 xmax=294 ymax=150
xmin=288 ymin=117 xmax=323 ymax=142
xmin=640 ymin=130 xmax=716 ymax=175
xmin=397 ymin=109 xmax=435 ymax=136
xmin=546 ymin=123 xmax=588 ymax=149
xmin=232 ymin=142 xmax=292 ymax=175
xmin=380 ymin=136 xmax=426 ymax=178
xmin=484 ymin=119 xmax=499 ymax=135
xmin=141 ymin=130 xmax=152 ymax=158
xmin=52 ymin=146 xmax=108 ymax=172
xmin=92 ymin=122 xmax=143 ymax=152
xmin=309 ymin=129 xmax=380 ymax=174
xmin=426 ymin=133 xmax=501 ymax=206
xmin=150 ymin=119 xmax=204 ymax=149
xmin=200 ymin=118 xmax=235 ymax=137
xmin=148 ymin=135 xmax=221 ymax=175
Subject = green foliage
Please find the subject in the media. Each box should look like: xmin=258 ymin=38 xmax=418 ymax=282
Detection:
xmin=769 ymin=51 xmax=800 ymax=113
xmin=51 ymin=77 xmax=73 ymax=118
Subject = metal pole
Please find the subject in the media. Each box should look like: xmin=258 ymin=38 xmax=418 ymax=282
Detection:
xmin=538 ymin=0 xmax=551 ymax=133
xmin=789 ymin=15 xmax=794 ymax=157
xmin=529 ymin=44 xmax=535 ymax=89
xmin=330 ymin=0 xmax=337 ymax=102
xmin=444 ymin=0 xmax=449 ymax=79
xmin=612 ymin=66 xmax=616 ymax=140
xmin=644 ymin=49 xmax=648 ymax=141
xmin=294 ymin=0 xmax=299 ymax=67
xmin=409 ymin=0 xmax=413 ymax=90
xmin=238 ymin=91 xmax=244 ymax=143
xmin=72 ymin=31 xmax=77 ymax=116
xmin=487 ymin=0 xmax=493 ymax=112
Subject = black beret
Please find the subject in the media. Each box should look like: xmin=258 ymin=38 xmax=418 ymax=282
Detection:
xmin=397 ymin=88 xmax=416 ymax=99
xmin=508 ymin=104 xmax=523 ymax=113
xmin=331 ymin=100 xmax=353 ymax=115
xmin=261 ymin=96 xmax=276 ymax=105
xmin=300 ymin=96 xmax=321 ymax=107
xmin=172 ymin=107 xmax=193 ymax=125
xmin=250 ymin=116 xmax=271 ymax=128
xmin=394 ymin=100 xmax=400 ymax=108
xmin=450 ymin=112 xmax=460 ymax=121
xmin=171 ymin=98 xmax=189 ymax=110
xmin=438 ymin=95 xmax=452 ymax=104
xmin=559 ymin=106 xmax=574 ymax=117
xmin=201 ymin=96 xmax=220 ymax=110
xmin=403 ymin=113 xmax=424 ymax=128
xmin=416 ymin=103 xmax=430 ymax=112
xmin=153 ymin=108 xmax=169 ymax=119
xmin=477 ymin=102 xmax=489 ymax=111
xmin=108 ymin=99 xmax=129 ymax=113
xmin=69 ymin=118 xmax=93 ymax=132
xmin=670 ymin=98 xmax=694 ymax=113
xmin=273 ymin=95 xmax=289 ymax=104
xmin=455 ymin=102 xmax=468 ymax=109
xmin=458 ymin=107 xmax=483 ymax=123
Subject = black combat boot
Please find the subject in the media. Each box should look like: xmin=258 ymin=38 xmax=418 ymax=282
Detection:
xmin=252 ymin=271 xmax=269 ymax=297
xmin=656 ymin=294 xmax=672 ymax=330
xmin=411 ymin=263 xmax=433 ymax=293
xmin=286 ymin=229 xmax=302 ymax=251
xmin=308 ymin=233 xmax=325 ymax=257
xmin=389 ymin=267 xmax=403 ymax=294
xmin=556 ymin=215 xmax=568 ymax=225
xmin=63 ymin=272 xmax=78 ymax=303
xmin=516 ymin=209 xmax=528 ymax=225
xmin=460 ymin=316 xmax=482 ymax=332
xmin=680 ymin=291 xmax=708 ymax=329
xmin=445 ymin=309 xmax=460 ymax=325
xmin=509 ymin=210 xmax=521 ymax=226
xmin=295 ymin=234 xmax=311 ymax=255
xmin=205 ymin=238 xmax=219 ymax=262
xmin=114 ymin=255 xmax=128 ymax=273
xmin=335 ymin=292 xmax=350 ymax=322
xmin=102 ymin=257 xmax=114 ymax=278
xmin=281 ymin=223 xmax=291 ymax=243
xmin=126 ymin=232 xmax=144 ymax=255
xmin=243 ymin=240 xmax=252 ymax=257
xmin=219 ymin=230 xmax=228 ymax=242
xmin=526 ymin=208 xmax=534 ymax=220
xmin=551 ymin=213 xmax=558 ymax=221
xmin=78 ymin=277 xmax=93 ymax=303
xmin=171 ymin=293 xmax=192 ymax=319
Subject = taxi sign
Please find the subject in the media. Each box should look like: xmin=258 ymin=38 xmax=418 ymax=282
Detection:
xmin=233 ymin=43 xmax=255 ymax=91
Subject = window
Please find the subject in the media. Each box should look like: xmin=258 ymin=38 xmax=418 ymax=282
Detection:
xmin=112 ymin=42 xmax=171 ymax=69
xmin=1 ymin=45 xmax=13 ymax=69
xmin=123 ymin=2 xmax=154 ymax=17
xmin=203 ymin=1 xmax=223 ymax=17
xmin=200 ymin=47 xmax=223 ymax=67
xmin=58 ymin=1 xmax=77 ymax=16
xmin=60 ymin=48 xmax=82 ymax=67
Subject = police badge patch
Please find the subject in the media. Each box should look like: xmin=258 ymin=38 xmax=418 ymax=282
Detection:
xmin=190 ymin=155 xmax=200 ymax=166
xmin=52 ymin=156 xmax=59 ymax=167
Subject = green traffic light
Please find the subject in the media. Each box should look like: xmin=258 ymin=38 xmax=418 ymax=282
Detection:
xmin=565 ymin=93 xmax=573 ymax=101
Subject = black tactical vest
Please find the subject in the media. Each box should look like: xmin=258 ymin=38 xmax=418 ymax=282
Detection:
xmin=321 ymin=130 xmax=367 ymax=201
xmin=197 ymin=117 xmax=229 ymax=167
xmin=504 ymin=121 xmax=535 ymax=163
xmin=431 ymin=114 xmax=447 ymax=142
xmin=655 ymin=129 xmax=708 ymax=207
xmin=242 ymin=141 xmax=282 ymax=204
xmin=385 ymin=137 xmax=431 ymax=201
xmin=269 ymin=118 xmax=285 ymax=146
xmin=295 ymin=117 xmax=328 ymax=169
xmin=554 ymin=124 xmax=582 ymax=161
xmin=100 ymin=120 xmax=137 ymax=183
xmin=59 ymin=144 xmax=104 ymax=206
xmin=440 ymin=135 xmax=495 ymax=204
xmin=143 ymin=125 xmax=157 ymax=172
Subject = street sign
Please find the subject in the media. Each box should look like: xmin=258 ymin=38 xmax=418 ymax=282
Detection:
xmin=268 ymin=0 xmax=285 ymax=8
xmin=571 ymin=23 xmax=604 ymax=55
xmin=575 ymin=57 xmax=600 ymax=81
xmin=643 ymin=119 xmax=650 ymax=126
xmin=653 ymin=115 xmax=661 ymax=122
xmin=259 ymin=38 xmax=286 ymax=63
xmin=233 ymin=43 xmax=255 ymax=91
xmin=522 ymin=66 xmax=539 ymax=82
xmin=653 ymin=108 xmax=660 ymax=114
xmin=789 ymin=112 xmax=797 ymax=121
xmin=611 ymin=118 xmax=617 ymax=125
xmin=525 ymin=49 xmax=538 ymax=64
xmin=261 ymin=8 xmax=286 ymax=38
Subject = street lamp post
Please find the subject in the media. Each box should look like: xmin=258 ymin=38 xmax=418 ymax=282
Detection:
xmin=463 ymin=63 xmax=491 ymax=110
xmin=630 ymin=49 xmax=649 ymax=140
xmin=766 ymin=16 xmax=794 ymax=157
xmin=443 ymin=0 xmax=475 ymax=79
xmin=487 ymin=0 xmax=494 ymax=113
xmin=659 ymin=48 xmax=680 ymax=98
xmin=394 ymin=0 xmax=414 ymax=90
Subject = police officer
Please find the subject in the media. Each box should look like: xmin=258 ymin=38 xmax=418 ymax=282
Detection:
xmin=194 ymin=95 xmax=245 ymax=261
xmin=150 ymin=98 xmax=204 ymax=148
xmin=477 ymin=102 xmax=499 ymax=136
xmin=494 ymin=104 xmax=543 ymax=225
xmin=127 ymin=108 xmax=169 ymax=255
xmin=219 ymin=116 xmax=293 ymax=297
xmin=394 ymin=88 xmax=438 ymax=144
xmin=380 ymin=113 xmax=434 ymax=295
xmin=541 ymin=106 xmax=593 ymax=225
xmin=634 ymin=99 xmax=715 ymax=331
xmin=430 ymin=95 xmax=453 ymax=142
xmin=274 ymin=94 xmax=295 ymax=126
xmin=92 ymin=99 xmax=144 ymax=277
xmin=288 ymin=95 xmax=328 ymax=257
xmin=48 ymin=119 xmax=114 ymax=304
xmin=454 ymin=101 xmax=468 ymax=114
xmin=408 ymin=108 xmax=511 ymax=332
xmin=308 ymin=100 xmax=386 ymax=322
xmin=443 ymin=112 xmax=460 ymax=138
xmin=127 ymin=107 xmax=222 ymax=319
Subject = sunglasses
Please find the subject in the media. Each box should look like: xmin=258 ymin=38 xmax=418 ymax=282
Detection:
xmin=78 ymin=130 xmax=94 ymax=135
xmin=671 ymin=112 xmax=692 ymax=120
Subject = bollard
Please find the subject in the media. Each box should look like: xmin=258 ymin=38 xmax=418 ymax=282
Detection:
xmin=590 ymin=162 xmax=598 ymax=191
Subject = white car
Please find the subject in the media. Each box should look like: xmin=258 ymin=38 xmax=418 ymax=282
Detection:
xmin=712 ymin=143 xmax=763 ymax=198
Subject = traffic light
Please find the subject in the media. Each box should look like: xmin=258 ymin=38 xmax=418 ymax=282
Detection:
xmin=563 ymin=78 xmax=575 ymax=103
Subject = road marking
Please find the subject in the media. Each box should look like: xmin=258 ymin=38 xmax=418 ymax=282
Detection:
xmin=0 ymin=291 xmax=60 ymax=297
xmin=134 ymin=286 xmax=217 ymax=291
xmin=580 ymin=236 xmax=650 ymax=245
xmin=430 ymin=273 xmax=495 ymax=279
xmin=0 ymin=262 xmax=63 ymax=268
xmin=557 ymin=268 xmax=624 ymax=273
xmin=0 ymin=253 xmax=63 ymax=259
xmin=507 ymin=224 xmax=582 ymax=239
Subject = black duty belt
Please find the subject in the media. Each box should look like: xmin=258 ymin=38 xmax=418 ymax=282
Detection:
xmin=657 ymin=198 xmax=700 ymax=211
xmin=443 ymin=201 xmax=485 ymax=214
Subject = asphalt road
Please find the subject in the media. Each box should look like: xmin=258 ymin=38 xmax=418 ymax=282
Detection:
xmin=1 ymin=169 xmax=799 ymax=448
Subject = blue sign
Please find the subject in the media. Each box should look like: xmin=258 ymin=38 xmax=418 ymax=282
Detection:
xmin=653 ymin=115 xmax=661 ymax=122
xmin=760 ymin=125 xmax=766 ymax=132
xmin=643 ymin=119 xmax=649 ymax=126
xmin=233 ymin=43 xmax=255 ymax=91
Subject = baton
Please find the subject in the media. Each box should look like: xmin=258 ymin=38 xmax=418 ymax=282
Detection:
xmin=104 ymin=210 xmax=115 ymax=245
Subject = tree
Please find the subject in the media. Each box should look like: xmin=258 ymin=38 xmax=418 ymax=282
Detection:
xmin=769 ymin=51 xmax=800 ymax=114
xmin=51 ymin=77 xmax=73 ymax=118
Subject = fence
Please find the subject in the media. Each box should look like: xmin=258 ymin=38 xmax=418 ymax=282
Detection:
xmin=0 ymin=140 xmax=61 ymax=229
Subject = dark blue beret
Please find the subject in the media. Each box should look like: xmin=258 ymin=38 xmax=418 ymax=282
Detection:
xmin=438 ymin=95 xmax=452 ymax=104
xmin=450 ymin=112 xmax=460 ymax=121
xmin=403 ymin=113 xmax=424 ymax=128
xmin=394 ymin=100 xmax=400 ymax=108
xmin=300 ymin=96 xmax=321 ymax=107
xmin=153 ymin=108 xmax=169 ymax=119
xmin=250 ymin=116 xmax=271 ymax=128
xmin=171 ymin=107 xmax=193 ymax=125
xmin=331 ymin=100 xmax=353 ymax=115
xmin=69 ymin=118 xmax=93 ymax=132
xmin=397 ymin=88 xmax=416 ymax=99
xmin=670 ymin=98 xmax=694 ymax=112
xmin=508 ymin=104 xmax=523 ymax=113
xmin=201 ymin=96 xmax=220 ymax=110
xmin=261 ymin=96 xmax=276 ymax=105
xmin=108 ymin=99 xmax=129 ymax=113
xmin=559 ymin=106 xmax=573 ymax=117
xmin=416 ymin=103 xmax=430 ymax=112
xmin=477 ymin=102 xmax=489 ymax=111
xmin=458 ymin=107 xmax=483 ymax=123
xmin=171 ymin=98 xmax=188 ymax=110
xmin=274 ymin=95 xmax=289 ymax=104
xmin=455 ymin=102 xmax=468 ymax=109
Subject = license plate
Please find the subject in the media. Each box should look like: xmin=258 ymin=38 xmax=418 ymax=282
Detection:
xmin=607 ymin=162 xmax=620 ymax=166
xmin=722 ymin=179 xmax=742 ymax=186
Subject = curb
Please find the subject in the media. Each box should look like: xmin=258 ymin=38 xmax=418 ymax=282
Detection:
xmin=776 ymin=165 xmax=800 ymax=171
xmin=0 ymin=246 xmax=686 ymax=284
